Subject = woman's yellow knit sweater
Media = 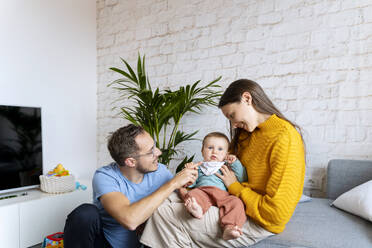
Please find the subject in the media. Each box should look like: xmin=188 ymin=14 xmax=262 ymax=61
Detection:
xmin=228 ymin=114 xmax=305 ymax=234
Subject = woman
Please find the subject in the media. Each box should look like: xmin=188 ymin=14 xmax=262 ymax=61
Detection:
xmin=140 ymin=79 xmax=305 ymax=247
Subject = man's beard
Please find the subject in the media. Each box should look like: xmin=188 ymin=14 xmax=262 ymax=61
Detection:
xmin=136 ymin=159 xmax=158 ymax=174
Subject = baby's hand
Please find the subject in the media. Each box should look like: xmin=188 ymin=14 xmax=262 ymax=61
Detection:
xmin=225 ymin=154 xmax=237 ymax=164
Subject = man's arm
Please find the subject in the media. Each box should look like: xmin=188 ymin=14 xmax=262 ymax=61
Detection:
xmin=100 ymin=165 xmax=199 ymax=230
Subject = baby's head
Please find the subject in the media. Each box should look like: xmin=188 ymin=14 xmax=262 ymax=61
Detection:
xmin=201 ymin=132 xmax=230 ymax=162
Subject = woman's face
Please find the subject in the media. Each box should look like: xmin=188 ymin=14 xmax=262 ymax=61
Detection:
xmin=220 ymin=93 xmax=259 ymax=132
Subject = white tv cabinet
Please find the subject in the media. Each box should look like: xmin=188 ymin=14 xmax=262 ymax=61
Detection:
xmin=0 ymin=180 xmax=92 ymax=248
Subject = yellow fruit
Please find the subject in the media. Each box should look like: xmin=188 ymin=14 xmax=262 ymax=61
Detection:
xmin=55 ymin=164 xmax=64 ymax=173
xmin=54 ymin=165 xmax=63 ymax=173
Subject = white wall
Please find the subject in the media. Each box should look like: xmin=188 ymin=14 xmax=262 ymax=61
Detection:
xmin=0 ymin=0 xmax=97 ymax=179
xmin=97 ymin=0 xmax=372 ymax=194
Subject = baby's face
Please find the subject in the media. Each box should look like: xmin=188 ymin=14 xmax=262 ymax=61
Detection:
xmin=202 ymin=137 xmax=229 ymax=162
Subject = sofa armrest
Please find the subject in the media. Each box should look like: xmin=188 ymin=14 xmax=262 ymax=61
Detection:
xmin=327 ymin=159 xmax=372 ymax=199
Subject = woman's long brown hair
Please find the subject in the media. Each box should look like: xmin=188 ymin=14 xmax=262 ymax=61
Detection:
xmin=218 ymin=79 xmax=304 ymax=154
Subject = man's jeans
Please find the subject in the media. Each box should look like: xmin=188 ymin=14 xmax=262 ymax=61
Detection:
xmin=64 ymin=203 xmax=111 ymax=248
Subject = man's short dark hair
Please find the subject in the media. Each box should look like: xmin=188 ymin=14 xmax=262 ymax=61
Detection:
xmin=107 ymin=124 xmax=145 ymax=166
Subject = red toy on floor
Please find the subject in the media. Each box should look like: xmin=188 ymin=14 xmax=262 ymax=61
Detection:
xmin=42 ymin=232 xmax=64 ymax=248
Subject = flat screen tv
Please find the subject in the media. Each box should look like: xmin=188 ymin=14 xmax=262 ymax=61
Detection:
xmin=0 ymin=105 xmax=42 ymax=194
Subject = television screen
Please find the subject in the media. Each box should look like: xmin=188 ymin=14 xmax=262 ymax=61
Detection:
xmin=0 ymin=105 xmax=42 ymax=193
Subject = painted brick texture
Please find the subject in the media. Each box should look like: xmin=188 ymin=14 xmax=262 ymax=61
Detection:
xmin=97 ymin=0 xmax=372 ymax=194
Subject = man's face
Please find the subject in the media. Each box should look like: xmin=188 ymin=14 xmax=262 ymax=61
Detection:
xmin=134 ymin=131 xmax=162 ymax=173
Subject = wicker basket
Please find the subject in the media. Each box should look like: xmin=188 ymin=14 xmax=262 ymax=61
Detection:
xmin=39 ymin=174 xmax=75 ymax=194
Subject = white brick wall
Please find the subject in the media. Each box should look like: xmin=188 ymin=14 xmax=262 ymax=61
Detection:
xmin=97 ymin=0 xmax=372 ymax=194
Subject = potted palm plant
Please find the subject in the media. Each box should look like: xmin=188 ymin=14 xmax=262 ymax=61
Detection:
xmin=108 ymin=54 xmax=222 ymax=171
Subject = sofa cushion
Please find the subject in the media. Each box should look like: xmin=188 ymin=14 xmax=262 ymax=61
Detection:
xmin=327 ymin=159 xmax=372 ymax=199
xmin=299 ymin=194 xmax=311 ymax=203
xmin=332 ymin=180 xmax=372 ymax=222
xmin=251 ymin=198 xmax=372 ymax=248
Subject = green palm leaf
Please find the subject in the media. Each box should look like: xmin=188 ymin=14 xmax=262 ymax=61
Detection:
xmin=108 ymin=54 xmax=222 ymax=167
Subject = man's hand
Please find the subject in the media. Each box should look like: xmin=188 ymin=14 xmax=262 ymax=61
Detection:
xmin=184 ymin=161 xmax=201 ymax=169
xmin=225 ymin=154 xmax=237 ymax=164
xmin=183 ymin=161 xmax=202 ymax=187
xmin=215 ymin=165 xmax=238 ymax=188
xmin=172 ymin=162 xmax=201 ymax=189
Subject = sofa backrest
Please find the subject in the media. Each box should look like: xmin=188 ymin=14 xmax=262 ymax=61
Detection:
xmin=327 ymin=159 xmax=372 ymax=199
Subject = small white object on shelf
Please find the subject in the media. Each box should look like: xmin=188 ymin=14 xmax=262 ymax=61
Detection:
xmin=39 ymin=174 xmax=75 ymax=194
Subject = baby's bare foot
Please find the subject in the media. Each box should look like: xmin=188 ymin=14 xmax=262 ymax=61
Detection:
xmin=222 ymin=225 xmax=242 ymax=240
xmin=185 ymin=197 xmax=203 ymax=219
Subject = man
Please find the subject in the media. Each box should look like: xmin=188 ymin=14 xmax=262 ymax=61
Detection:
xmin=64 ymin=124 xmax=198 ymax=248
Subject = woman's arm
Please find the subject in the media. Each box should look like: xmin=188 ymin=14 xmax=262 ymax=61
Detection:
xmin=222 ymin=131 xmax=305 ymax=233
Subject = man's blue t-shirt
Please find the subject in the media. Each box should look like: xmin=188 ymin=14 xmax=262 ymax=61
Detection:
xmin=92 ymin=162 xmax=173 ymax=248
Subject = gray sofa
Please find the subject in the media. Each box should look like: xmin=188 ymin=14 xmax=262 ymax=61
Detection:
xmin=251 ymin=159 xmax=372 ymax=248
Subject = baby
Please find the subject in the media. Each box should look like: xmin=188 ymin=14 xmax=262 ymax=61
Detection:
xmin=180 ymin=132 xmax=247 ymax=240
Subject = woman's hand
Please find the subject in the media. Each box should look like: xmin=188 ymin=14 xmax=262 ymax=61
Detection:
xmin=215 ymin=165 xmax=238 ymax=188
